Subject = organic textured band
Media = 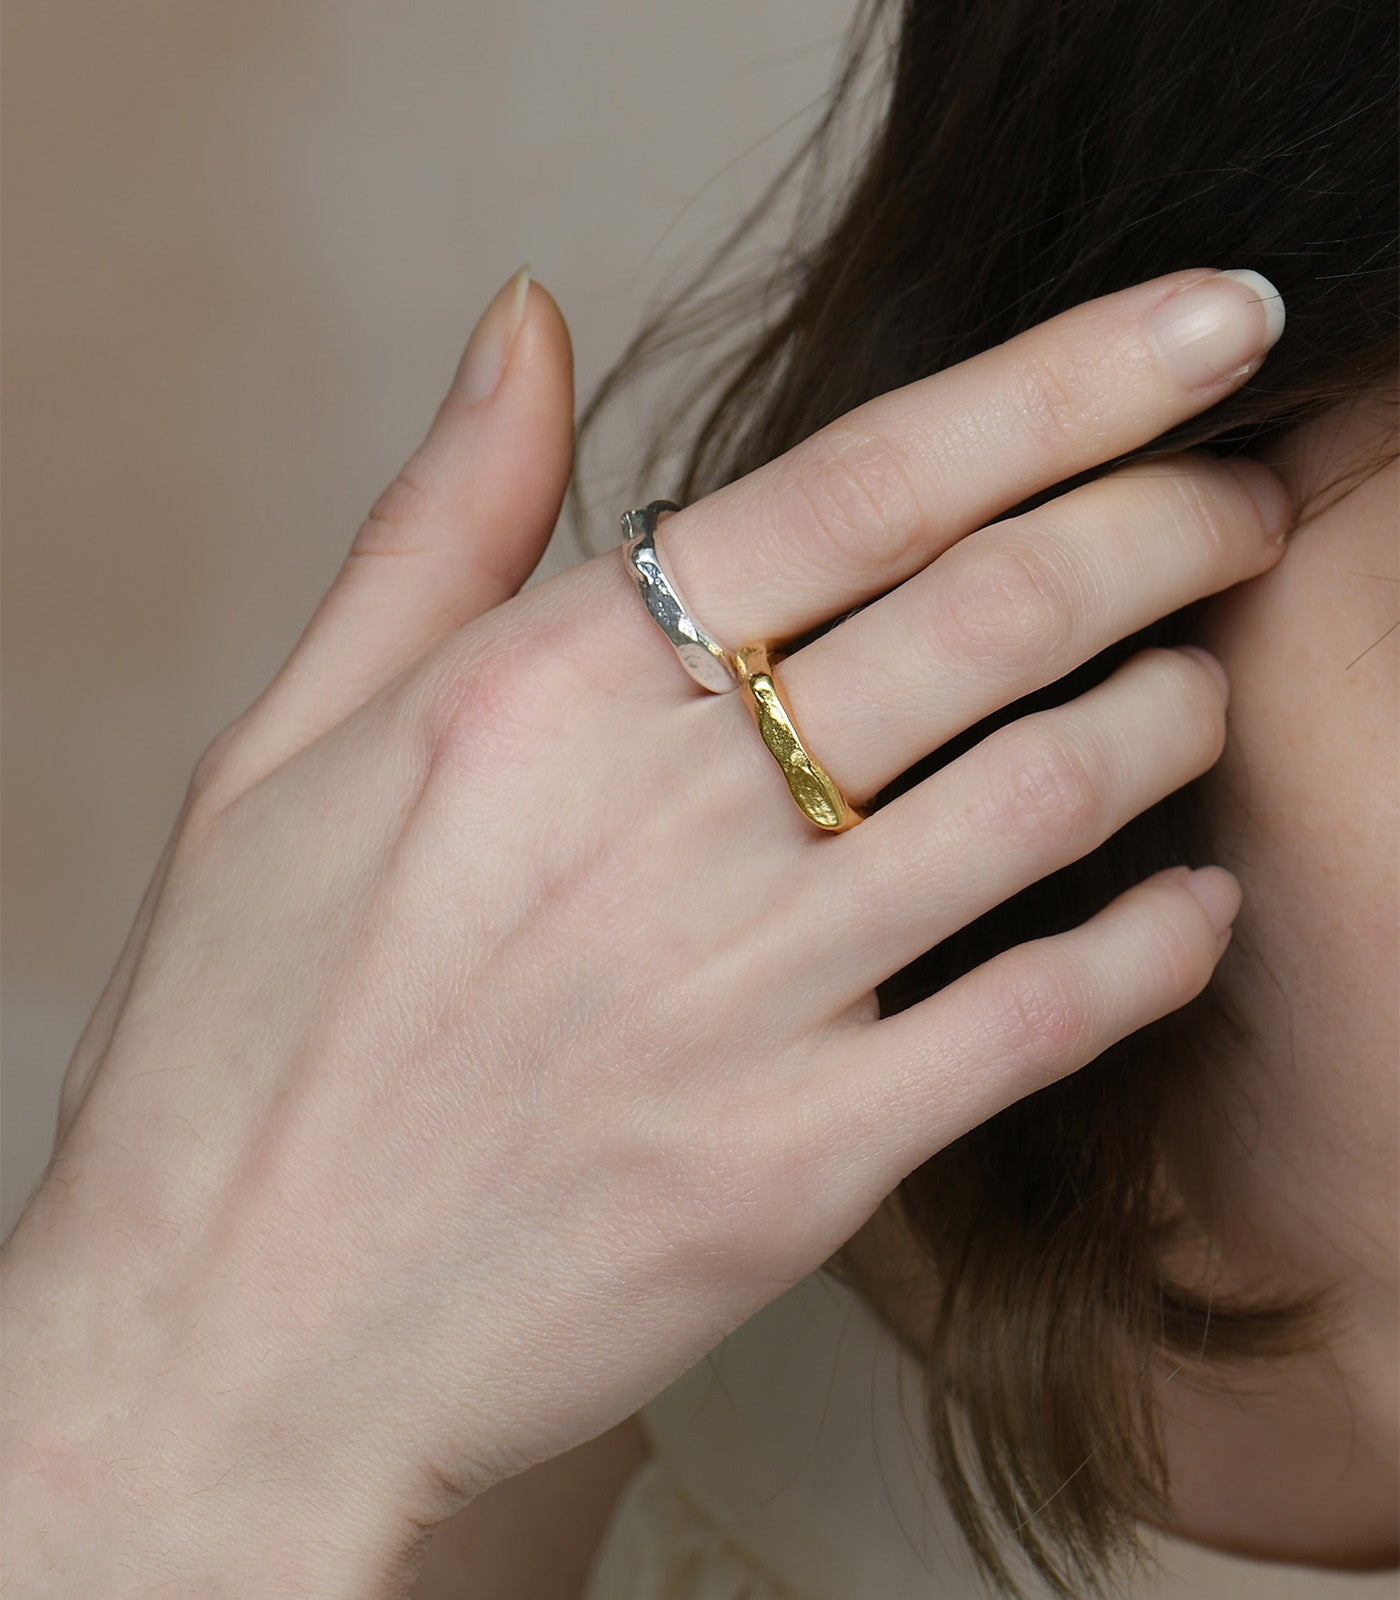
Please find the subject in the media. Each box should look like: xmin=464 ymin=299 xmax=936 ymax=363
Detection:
xmin=619 ymin=500 xmax=739 ymax=694
xmin=733 ymin=644 xmax=866 ymax=833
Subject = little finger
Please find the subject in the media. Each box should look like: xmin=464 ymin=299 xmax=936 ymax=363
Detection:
xmin=801 ymin=861 xmax=1239 ymax=1196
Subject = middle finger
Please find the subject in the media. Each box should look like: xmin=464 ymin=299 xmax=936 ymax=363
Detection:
xmin=774 ymin=447 xmax=1288 ymax=803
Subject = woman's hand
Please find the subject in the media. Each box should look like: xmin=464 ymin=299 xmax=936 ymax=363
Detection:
xmin=2 ymin=265 xmax=1287 ymax=1596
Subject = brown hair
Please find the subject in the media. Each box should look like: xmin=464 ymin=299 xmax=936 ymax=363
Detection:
xmin=571 ymin=1 xmax=1398 ymax=1594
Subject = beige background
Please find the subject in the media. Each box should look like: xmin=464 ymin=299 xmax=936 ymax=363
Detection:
xmin=2 ymin=1 xmax=859 ymax=1227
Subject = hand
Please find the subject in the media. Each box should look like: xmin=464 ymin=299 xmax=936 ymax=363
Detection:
xmin=2 ymin=265 xmax=1287 ymax=1596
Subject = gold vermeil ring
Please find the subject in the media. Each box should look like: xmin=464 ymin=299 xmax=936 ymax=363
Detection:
xmin=734 ymin=644 xmax=867 ymax=833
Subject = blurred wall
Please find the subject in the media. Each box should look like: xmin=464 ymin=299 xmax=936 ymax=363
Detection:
xmin=2 ymin=1 xmax=859 ymax=1226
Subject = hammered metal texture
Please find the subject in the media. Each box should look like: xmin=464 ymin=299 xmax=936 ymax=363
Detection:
xmin=619 ymin=500 xmax=739 ymax=694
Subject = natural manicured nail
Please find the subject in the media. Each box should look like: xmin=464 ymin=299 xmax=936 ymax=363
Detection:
xmin=1182 ymin=865 xmax=1242 ymax=936
xmin=1149 ymin=269 xmax=1285 ymax=390
xmin=456 ymin=264 xmax=531 ymax=404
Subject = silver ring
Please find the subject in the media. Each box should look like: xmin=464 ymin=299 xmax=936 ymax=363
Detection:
xmin=619 ymin=500 xmax=739 ymax=694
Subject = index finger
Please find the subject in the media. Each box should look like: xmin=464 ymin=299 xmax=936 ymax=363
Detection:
xmin=656 ymin=267 xmax=1284 ymax=648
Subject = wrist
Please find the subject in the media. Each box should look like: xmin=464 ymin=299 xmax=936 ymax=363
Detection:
xmin=4 ymin=1431 xmax=418 ymax=1599
xmin=3 ymin=1202 xmax=425 ymax=1599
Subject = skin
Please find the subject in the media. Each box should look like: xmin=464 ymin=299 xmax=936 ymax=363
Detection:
xmin=2 ymin=267 xmax=1371 ymax=1597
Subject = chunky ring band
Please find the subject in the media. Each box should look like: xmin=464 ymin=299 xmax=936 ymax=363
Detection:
xmin=619 ymin=500 xmax=739 ymax=694
xmin=734 ymin=643 xmax=867 ymax=833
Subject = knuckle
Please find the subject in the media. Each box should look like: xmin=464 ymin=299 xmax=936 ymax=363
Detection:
xmin=1159 ymin=456 xmax=1241 ymax=573
xmin=934 ymin=539 xmax=1070 ymax=669
xmin=988 ymin=947 xmax=1092 ymax=1076
xmin=428 ymin=639 xmax=547 ymax=771
xmin=184 ymin=719 xmax=247 ymax=816
xmin=354 ymin=461 xmax=434 ymax=559
xmin=970 ymin=720 xmax=1104 ymax=856
xmin=420 ymin=562 xmax=644 ymax=810
xmin=1011 ymin=349 xmax=1110 ymax=461
xmin=1108 ymin=451 xmax=1262 ymax=581
xmin=783 ymin=423 xmax=926 ymax=577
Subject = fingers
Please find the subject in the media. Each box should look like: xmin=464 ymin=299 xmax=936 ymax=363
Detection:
xmin=794 ymin=644 xmax=1230 ymax=1011
xmin=802 ymin=861 xmax=1239 ymax=1198
xmin=774 ymin=447 xmax=1287 ymax=802
xmin=221 ymin=269 xmax=576 ymax=793
xmin=655 ymin=268 xmax=1284 ymax=649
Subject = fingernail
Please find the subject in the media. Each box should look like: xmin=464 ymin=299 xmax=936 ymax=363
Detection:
xmin=1149 ymin=270 xmax=1285 ymax=391
xmin=1173 ymin=644 xmax=1229 ymax=704
xmin=1222 ymin=454 xmax=1291 ymax=541
xmin=1182 ymin=865 xmax=1242 ymax=935
xmin=456 ymin=263 xmax=531 ymax=404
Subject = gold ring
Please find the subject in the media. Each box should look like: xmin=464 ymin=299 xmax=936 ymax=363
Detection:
xmin=734 ymin=643 xmax=866 ymax=832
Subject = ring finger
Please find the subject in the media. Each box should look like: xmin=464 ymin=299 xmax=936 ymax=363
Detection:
xmin=795 ymin=641 xmax=1229 ymax=1012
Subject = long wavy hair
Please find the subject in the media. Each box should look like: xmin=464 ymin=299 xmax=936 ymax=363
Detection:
xmin=570 ymin=2 xmax=1398 ymax=1594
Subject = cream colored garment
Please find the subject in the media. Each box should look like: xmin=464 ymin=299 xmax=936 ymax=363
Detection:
xmin=583 ymin=1268 xmax=1400 ymax=1600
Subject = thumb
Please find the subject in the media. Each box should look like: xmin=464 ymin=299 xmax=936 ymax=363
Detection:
xmin=227 ymin=266 xmax=576 ymax=787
